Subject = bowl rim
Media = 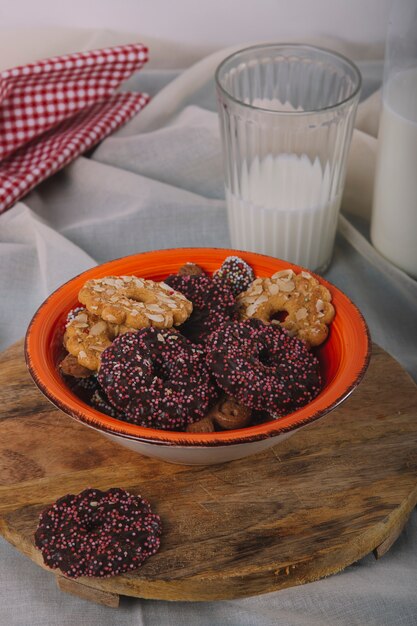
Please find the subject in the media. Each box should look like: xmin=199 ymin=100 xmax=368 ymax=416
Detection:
xmin=25 ymin=247 xmax=371 ymax=448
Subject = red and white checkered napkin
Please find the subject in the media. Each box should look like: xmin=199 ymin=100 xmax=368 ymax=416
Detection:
xmin=0 ymin=43 xmax=150 ymax=214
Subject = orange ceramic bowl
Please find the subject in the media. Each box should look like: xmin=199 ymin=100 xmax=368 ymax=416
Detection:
xmin=25 ymin=248 xmax=370 ymax=465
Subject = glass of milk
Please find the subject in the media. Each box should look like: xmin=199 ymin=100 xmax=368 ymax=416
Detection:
xmin=371 ymin=0 xmax=417 ymax=279
xmin=215 ymin=44 xmax=361 ymax=272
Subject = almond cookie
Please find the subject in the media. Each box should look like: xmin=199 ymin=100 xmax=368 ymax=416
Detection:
xmin=64 ymin=308 xmax=133 ymax=371
xmin=237 ymin=269 xmax=335 ymax=347
xmin=78 ymin=276 xmax=192 ymax=330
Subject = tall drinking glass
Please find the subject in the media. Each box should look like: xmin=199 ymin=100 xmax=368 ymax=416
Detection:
xmin=215 ymin=44 xmax=361 ymax=272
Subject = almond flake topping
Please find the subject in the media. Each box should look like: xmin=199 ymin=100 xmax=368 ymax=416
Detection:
xmin=276 ymin=279 xmax=295 ymax=292
xmin=254 ymin=294 xmax=268 ymax=306
xmin=242 ymin=295 xmax=260 ymax=304
xmin=268 ymin=283 xmax=280 ymax=295
xmin=250 ymin=283 xmax=263 ymax=296
xmin=89 ymin=321 xmax=107 ymax=336
xmin=271 ymin=269 xmax=294 ymax=281
xmin=246 ymin=303 xmax=260 ymax=317
xmin=252 ymin=278 xmax=263 ymax=285
xmin=147 ymin=313 xmax=165 ymax=323
xmin=295 ymin=307 xmax=308 ymax=321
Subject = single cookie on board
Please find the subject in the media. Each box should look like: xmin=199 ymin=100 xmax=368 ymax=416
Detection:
xmin=34 ymin=487 xmax=161 ymax=579
xmin=79 ymin=275 xmax=193 ymax=330
xmin=64 ymin=308 xmax=133 ymax=371
xmin=237 ymin=269 xmax=335 ymax=347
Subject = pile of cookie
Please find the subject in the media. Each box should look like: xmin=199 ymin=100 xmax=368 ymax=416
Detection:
xmin=60 ymin=256 xmax=335 ymax=432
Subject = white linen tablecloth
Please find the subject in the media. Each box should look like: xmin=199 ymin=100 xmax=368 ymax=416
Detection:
xmin=0 ymin=29 xmax=416 ymax=626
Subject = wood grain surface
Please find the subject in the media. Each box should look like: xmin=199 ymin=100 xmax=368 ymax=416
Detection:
xmin=0 ymin=340 xmax=417 ymax=605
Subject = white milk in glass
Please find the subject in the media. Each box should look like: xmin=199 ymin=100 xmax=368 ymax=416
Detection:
xmin=371 ymin=67 xmax=417 ymax=278
xmin=226 ymin=153 xmax=341 ymax=271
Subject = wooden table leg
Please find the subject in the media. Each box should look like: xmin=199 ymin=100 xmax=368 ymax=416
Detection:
xmin=56 ymin=575 xmax=120 ymax=607
xmin=373 ymin=518 xmax=407 ymax=559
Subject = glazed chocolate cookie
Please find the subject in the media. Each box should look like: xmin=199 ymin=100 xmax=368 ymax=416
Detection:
xmin=63 ymin=374 xmax=126 ymax=419
xmin=35 ymin=487 xmax=161 ymax=579
xmin=206 ymin=318 xmax=322 ymax=416
xmin=213 ymin=256 xmax=255 ymax=297
xmin=164 ymin=274 xmax=237 ymax=345
xmin=98 ymin=328 xmax=218 ymax=430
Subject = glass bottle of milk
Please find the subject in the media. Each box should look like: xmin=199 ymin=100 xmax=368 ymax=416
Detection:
xmin=371 ymin=0 xmax=417 ymax=279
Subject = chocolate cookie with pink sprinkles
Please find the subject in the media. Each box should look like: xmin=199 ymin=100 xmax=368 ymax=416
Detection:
xmin=164 ymin=273 xmax=237 ymax=345
xmin=98 ymin=328 xmax=218 ymax=430
xmin=205 ymin=318 xmax=322 ymax=417
xmin=213 ymin=255 xmax=255 ymax=297
xmin=34 ymin=487 xmax=161 ymax=578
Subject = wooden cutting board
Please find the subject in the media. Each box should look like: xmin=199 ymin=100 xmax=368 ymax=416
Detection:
xmin=0 ymin=340 xmax=417 ymax=608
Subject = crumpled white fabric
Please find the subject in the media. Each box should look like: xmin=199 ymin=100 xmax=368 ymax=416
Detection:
xmin=0 ymin=28 xmax=416 ymax=626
